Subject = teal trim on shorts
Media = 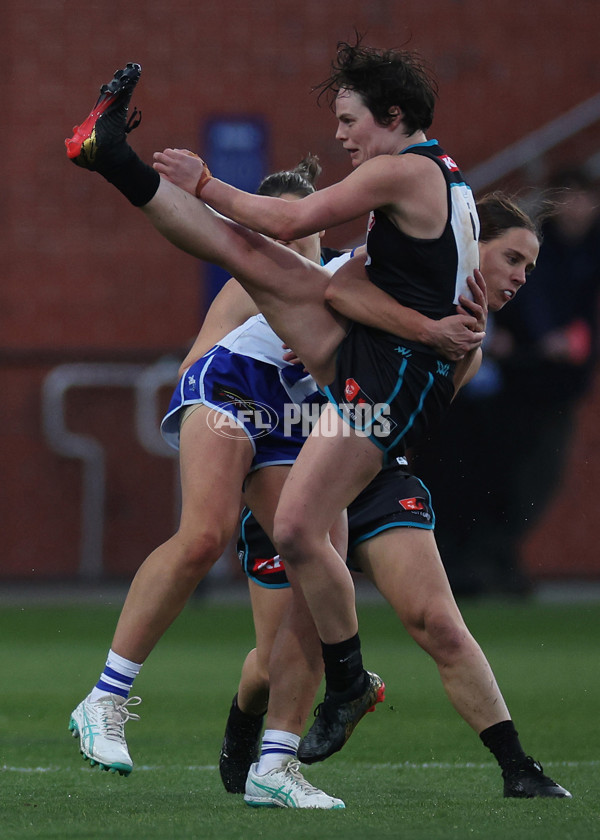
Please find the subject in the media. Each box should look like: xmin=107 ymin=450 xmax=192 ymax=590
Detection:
xmin=349 ymin=519 xmax=434 ymax=553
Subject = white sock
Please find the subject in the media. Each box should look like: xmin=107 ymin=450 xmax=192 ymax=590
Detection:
xmin=256 ymin=729 xmax=300 ymax=775
xmin=90 ymin=649 xmax=143 ymax=700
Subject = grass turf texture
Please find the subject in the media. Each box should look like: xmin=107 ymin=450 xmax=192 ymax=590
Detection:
xmin=1 ymin=598 xmax=599 ymax=839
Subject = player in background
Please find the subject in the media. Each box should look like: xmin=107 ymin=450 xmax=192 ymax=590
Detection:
xmin=224 ymin=194 xmax=571 ymax=805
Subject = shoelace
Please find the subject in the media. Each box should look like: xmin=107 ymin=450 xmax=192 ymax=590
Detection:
xmin=100 ymin=696 xmax=142 ymax=742
xmin=504 ymin=756 xmax=545 ymax=779
xmin=523 ymin=756 xmax=544 ymax=774
xmin=125 ymin=107 xmax=142 ymax=135
xmin=283 ymin=760 xmax=326 ymax=797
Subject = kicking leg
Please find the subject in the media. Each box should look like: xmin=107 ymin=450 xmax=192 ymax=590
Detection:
xmin=142 ymin=180 xmax=345 ymax=384
xmin=66 ymin=66 xmax=346 ymax=384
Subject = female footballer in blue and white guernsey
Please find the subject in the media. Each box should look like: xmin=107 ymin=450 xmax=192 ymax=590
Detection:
xmin=67 ymin=158 xmax=346 ymax=803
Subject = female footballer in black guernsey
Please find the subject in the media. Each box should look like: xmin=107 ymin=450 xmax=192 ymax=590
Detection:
xmin=66 ymin=38 xmax=485 ymax=779
xmin=152 ymin=44 xmax=479 ymax=749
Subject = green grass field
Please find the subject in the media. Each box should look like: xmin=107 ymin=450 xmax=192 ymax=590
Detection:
xmin=1 ymin=596 xmax=599 ymax=839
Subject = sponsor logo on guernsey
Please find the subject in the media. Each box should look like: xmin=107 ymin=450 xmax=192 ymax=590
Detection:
xmin=439 ymin=154 xmax=459 ymax=172
xmin=436 ymin=361 xmax=450 ymax=377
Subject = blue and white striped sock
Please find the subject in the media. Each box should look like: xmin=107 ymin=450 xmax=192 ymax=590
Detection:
xmin=89 ymin=649 xmax=143 ymax=700
xmin=256 ymin=729 xmax=300 ymax=775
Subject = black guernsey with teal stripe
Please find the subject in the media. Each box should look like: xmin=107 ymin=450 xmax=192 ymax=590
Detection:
xmin=365 ymin=139 xmax=479 ymax=323
xmin=323 ymin=140 xmax=478 ymax=461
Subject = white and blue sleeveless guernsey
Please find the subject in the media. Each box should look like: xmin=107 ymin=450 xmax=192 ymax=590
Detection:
xmin=161 ymin=253 xmax=353 ymax=470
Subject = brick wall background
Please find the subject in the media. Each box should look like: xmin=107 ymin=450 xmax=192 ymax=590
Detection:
xmin=3 ymin=0 xmax=600 ymax=581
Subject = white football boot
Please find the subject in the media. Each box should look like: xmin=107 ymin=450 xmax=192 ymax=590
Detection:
xmin=244 ymin=759 xmax=345 ymax=809
xmin=69 ymin=693 xmax=141 ymax=775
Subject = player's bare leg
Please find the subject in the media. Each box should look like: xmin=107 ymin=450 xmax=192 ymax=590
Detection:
xmin=353 ymin=528 xmax=571 ymax=798
xmin=272 ymin=406 xmax=386 ymax=763
xmin=355 ymin=528 xmax=510 ymax=731
xmin=69 ymin=405 xmax=254 ymax=774
xmin=66 ymin=65 xmax=346 ymax=387
xmin=111 ymin=406 xmax=253 ymax=661
xmin=219 ymin=583 xmax=291 ymax=794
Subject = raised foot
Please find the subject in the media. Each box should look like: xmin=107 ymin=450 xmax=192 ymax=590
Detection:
xmin=65 ymin=63 xmax=142 ymax=168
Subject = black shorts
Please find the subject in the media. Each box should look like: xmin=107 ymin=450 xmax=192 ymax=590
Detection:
xmin=323 ymin=324 xmax=456 ymax=463
xmin=237 ymin=466 xmax=435 ymax=588
xmin=238 ymin=508 xmax=289 ymax=588
xmin=347 ymin=465 xmax=434 ymax=552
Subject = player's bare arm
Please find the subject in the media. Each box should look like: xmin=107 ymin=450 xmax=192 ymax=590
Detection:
xmin=154 ymin=149 xmax=442 ymax=242
xmin=326 ymin=256 xmax=485 ymax=361
xmin=178 ymin=278 xmax=258 ymax=375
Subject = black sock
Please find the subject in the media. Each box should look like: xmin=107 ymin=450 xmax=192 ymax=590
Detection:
xmin=99 ymin=143 xmax=160 ymax=207
xmin=321 ymin=633 xmax=365 ymax=695
xmin=480 ymin=720 xmax=527 ymax=772
xmin=229 ymin=693 xmax=265 ymax=724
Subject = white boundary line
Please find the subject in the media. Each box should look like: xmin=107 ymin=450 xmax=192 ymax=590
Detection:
xmin=3 ymin=760 xmax=598 ymax=774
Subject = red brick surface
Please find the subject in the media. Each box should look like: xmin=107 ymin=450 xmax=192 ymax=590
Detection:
xmin=3 ymin=0 xmax=600 ymax=579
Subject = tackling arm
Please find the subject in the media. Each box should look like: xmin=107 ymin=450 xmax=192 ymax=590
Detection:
xmin=325 ymin=256 xmax=485 ymax=361
xmin=178 ymin=278 xmax=258 ymax=376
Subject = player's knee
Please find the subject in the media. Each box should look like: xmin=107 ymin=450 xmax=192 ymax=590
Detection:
xmin=408 ymin=608 xmax=470 ymax=662
xmin=429 ymin=617 xmax=469 ymax=660
xmin=174 ymin=526 xmax=230 ymax=579
xmin=272 ymin=512 xmax=310 ymax=563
